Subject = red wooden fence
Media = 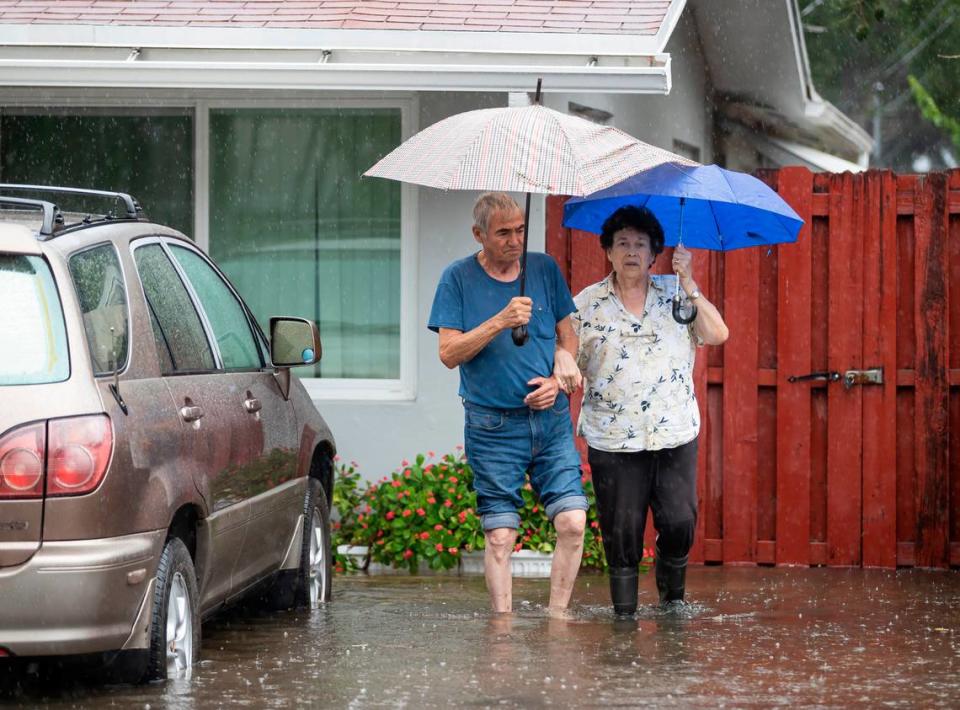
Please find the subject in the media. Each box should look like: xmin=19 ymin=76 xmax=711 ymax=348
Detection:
xmin=546 ymin=167 xmax=960 ymax=569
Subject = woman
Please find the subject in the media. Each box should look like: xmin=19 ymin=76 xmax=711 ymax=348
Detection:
xmin=570 ymin=205 xmax=728 ymax=615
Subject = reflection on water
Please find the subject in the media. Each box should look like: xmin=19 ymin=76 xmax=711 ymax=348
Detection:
xmin=2 ymin=567 xmax=959 ymax=707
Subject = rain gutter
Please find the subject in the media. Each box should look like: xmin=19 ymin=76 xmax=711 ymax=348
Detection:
xmin=0 ymin=24 xmax=673 ymax=94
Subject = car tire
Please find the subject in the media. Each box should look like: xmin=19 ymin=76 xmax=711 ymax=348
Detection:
xmin=296 ymin=478 xmax=333 ymax=607
xmin=145 ymin=537 xmax=201 ymax=681
xmin=261 ymin=477 xmax=333 ymax=610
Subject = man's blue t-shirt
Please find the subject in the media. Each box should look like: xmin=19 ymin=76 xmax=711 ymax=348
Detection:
xmin=428 ymin=252 xmax=576 ymax=409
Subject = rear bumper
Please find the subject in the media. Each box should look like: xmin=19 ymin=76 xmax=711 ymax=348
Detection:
xmin=0 ymin=530 xmax=165 ymax=656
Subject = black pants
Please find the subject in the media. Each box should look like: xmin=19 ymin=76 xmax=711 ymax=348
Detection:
xmin=588 ymin=439 xmax=698 ymax=569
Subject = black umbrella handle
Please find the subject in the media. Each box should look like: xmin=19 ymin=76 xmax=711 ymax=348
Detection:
xmin=512 ymin=191 xmax=533 ymax=346
xmin=672 ymin=296 xmax=698 ymax=324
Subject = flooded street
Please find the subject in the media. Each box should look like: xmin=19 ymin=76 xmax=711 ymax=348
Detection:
xmin=3 ymin=566 xmax=959 ymax=708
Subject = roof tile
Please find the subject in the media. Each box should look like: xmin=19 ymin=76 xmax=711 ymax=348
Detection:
xmin=0 ymin=0 xmax=674 ymax=35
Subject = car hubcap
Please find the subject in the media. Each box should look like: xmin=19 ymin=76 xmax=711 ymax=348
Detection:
xmin=308 ymin=508 xmax=328 ymax=607
xmin=166 ymin=572 xmax=193 ymax=678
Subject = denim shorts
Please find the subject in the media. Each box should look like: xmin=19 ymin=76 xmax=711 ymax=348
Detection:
xmin=463 ymin=393 xmax=589 ymax=531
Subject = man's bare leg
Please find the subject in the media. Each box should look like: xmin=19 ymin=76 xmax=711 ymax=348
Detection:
xmin=548 ymin=509 xmax=587 ymax=613
xmin=484 ymin=527 xmax=518 ymax=613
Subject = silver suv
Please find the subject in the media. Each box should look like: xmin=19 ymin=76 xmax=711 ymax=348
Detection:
xmin=0 ymin=185 xmax=336 ymax=681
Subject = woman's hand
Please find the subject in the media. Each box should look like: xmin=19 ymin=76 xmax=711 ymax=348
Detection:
xmin=553 ymin=349 xmax=582 ymax=394
xmin=672 ymin=244 xmax=696 ymax=290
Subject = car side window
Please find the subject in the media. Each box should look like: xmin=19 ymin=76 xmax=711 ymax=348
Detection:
xmin=68 ymin=244 xmax=129 ymax=375
xmin=134 ymin=243 xmax=215 ymax=374
xmin=169 ymin=245 xmax=261 ymax=371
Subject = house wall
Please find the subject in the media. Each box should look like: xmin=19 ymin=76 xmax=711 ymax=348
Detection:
xmin=323 ymin=11 xmax=718 ymax=479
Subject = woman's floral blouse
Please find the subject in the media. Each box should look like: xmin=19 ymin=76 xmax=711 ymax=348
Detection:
xmin=573 ymin=273 xmax=700 ymax=452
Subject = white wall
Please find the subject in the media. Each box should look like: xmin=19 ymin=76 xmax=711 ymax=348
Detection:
xmin=316 ymin=10 xmax=715 ymax=480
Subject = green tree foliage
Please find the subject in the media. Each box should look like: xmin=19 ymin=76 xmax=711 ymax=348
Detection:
xmin=803 ymin=0 xmax=960 ymax=169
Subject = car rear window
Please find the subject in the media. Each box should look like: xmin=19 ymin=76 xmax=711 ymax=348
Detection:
xmin=69 ymin=244 xmax=129 ymax=375
xmin=0 ymin=253 xmax=69 ymax=385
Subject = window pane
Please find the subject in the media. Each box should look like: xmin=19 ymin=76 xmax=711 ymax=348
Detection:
xmin=0 ymin=254 xmax=69 ymax=385
xmin=170 ymin=245 xmax=260 ymax=370
xmin=209 ymin=108 xmax=401 ymax=379
xmin=0 ymin=111 xmax=193 ymax=236
xmin=69 ymin=244 xmax=128 ymax=375
xmin=134 ymin=243 xmax=214 ymax=373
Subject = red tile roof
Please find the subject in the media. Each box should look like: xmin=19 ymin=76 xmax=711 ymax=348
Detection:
xmin=0 ymin=1 xmax=673 ymax=34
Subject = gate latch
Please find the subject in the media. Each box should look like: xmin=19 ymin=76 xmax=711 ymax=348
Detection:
xmin=842 ymin=368 xmax=883 ymax=389
xmin=787 ymin=371 xmax=841 ymax=383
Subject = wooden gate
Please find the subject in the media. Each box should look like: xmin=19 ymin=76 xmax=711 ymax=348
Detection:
xmin=546 ymin=167 xmax=959 ymax=569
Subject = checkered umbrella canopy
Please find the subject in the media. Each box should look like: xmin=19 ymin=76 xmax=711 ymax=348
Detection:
xmin=364 ymin=103 xmax=697 ymax=195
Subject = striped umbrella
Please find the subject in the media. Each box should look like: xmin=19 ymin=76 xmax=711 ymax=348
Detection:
xmin=364 ymin=83 xmax=697 ymax=344
xmin=365 ymin=103 xmax=696 ymax=196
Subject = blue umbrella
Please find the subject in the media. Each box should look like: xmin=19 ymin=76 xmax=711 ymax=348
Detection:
xmin=562 ymin=162 xmax=804 ymax=322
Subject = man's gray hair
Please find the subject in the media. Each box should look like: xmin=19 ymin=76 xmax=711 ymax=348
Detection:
xmin=473 ymin=192 xmax=521 ymax=234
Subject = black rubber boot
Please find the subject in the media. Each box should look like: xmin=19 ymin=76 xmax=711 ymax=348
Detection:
xmin=655 ymin=546 xmax=688 ymax=610
xmin=608 ymin=566 xmax=639 ymax=616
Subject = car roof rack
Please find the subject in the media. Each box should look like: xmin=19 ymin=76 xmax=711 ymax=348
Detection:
xmin=0 ymin=184 xmax=145 ymax=227
xmin=0 ymin=196 xmax=64 ymax=238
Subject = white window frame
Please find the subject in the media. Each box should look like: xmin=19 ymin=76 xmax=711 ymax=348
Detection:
xmin=0 ymin=91 xmax=419 ymax=401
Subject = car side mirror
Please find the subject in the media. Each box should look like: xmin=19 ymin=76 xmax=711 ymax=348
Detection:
xmin=269 ymin=317 xmax=322 ymax=368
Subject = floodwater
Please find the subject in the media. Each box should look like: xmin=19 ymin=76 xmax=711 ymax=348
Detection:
xmin=2 ymin=566 xmax=958 ymax=708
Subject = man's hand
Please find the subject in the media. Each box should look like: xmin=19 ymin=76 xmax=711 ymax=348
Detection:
xmin=553 ymin=349 xmax=582 ymax=394
xmin=496 ymin=297 xmax=532 ymax=330
xmin=524 ymin=376 xmax=560 ymax=410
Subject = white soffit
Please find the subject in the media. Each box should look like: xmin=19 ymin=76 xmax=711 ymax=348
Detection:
xmin=760 ymin=135 xmax=866 ymax=173
xmin=0 ymin=24 xmax=672 ymax=94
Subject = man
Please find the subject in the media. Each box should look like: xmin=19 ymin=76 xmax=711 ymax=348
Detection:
xmin=428 ymin=192 xmax=587 ymax=614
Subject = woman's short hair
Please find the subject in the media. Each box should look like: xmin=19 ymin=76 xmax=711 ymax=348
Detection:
xmin=473 ymin=192 xmax=521 ymax=234
xmin=599 ymin=205 xmax=665 ymax=255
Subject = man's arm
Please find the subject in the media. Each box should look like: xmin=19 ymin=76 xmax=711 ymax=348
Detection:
xmin=437 ymin=296 xmax=531 ymax=369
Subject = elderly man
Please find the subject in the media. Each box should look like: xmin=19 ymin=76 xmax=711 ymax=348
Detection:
xmin=428 ymin=192 xmax=588 ymax=614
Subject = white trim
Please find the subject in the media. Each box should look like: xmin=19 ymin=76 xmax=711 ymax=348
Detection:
xmin=194 ymin=101 xmax=209 ymax=252
xmin=0 ymin=58 xmax=671 ymax=95
xmin=760 ymin=136 xmax=867 ymax=173
xmin=0 ymin=24 xmax=664 ymax=57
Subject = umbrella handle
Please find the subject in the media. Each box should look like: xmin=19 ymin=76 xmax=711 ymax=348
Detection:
xmin=672 ymin=296 xmax=698 ymax=325
xmin=512 ymin=324 xmax=529 ymax=345
xmin=672 ymin=205 xmax=697 ymax=324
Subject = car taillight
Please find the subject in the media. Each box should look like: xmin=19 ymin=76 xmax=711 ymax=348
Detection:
xmin=0 ymin=422 xmax=45 ymax=498
xmin=47 ymin=415 xmax=113 ymax=496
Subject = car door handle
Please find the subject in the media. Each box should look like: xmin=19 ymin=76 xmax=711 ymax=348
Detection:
xmin=244 ymin=398 xmax=262 ymax=414
xmin=180 ymin=405 xmax=204 ymax=422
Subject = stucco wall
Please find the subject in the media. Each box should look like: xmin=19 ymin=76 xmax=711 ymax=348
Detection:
xmin=319 ymin=11 xmax=715 ymax=480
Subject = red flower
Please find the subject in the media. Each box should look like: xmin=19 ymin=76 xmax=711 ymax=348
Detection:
xmin=401 ymin=459 xmax=410 ymax=467
xmin=334 ymin=455 xmax=341 ymax=462
xmin=404 ymin=470 xmax=411 ymax=478
xmin=419 ymin=532 xmax=430 ymax=540
xmin=532 ymin=506 xmax=539 ymax=514
xmin=417 ymin=508 xmax=426 ymax=516
xmin=428 ymin=450 xmax=436 ymax=458
xmin=449 ymin=476 xmax=458 ymax=484
xmin=435 ymin=543 xmax=444 ymax=552
xmin=361 ymin=523 xmax=368 ymax=529
xmin=444 ymin=499 xmax=453 ymax=508
xmin=427 ymin=497 xmax=437 ymax=505
xmin=448 ymin=547 xmax=458 ymax=555
xmin=458 ymin=511 xmax=467 ymax=523
xmin=513 ymin=543 xmax=522 ymax=552
xmin=377 ymin=539 xmax=385 ymax=545
xmin=424 ymin=464 xmax=433 ymax=472
xmin=396 ymin=493 xmax=404 ymax=501
xmin=403 ymin=549 xmax=413 ymax=559
xmin=434 ymin=524 xmax=444 ymax=531
xmin=590 ymin=521 xmax=599 ymax=529
xmin=391 ymin=479 xmax=402 ymax=488
xmin=386 ymin=511 xmax=396 ymax=521
xmin=402 ymin=509 xmax=412 ymax=518
xmin=456 ymin=444 xmax=463 ymax=451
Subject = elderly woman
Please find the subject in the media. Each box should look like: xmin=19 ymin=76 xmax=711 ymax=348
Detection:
xmin=566 ymin=205 xmax=728 ymax=616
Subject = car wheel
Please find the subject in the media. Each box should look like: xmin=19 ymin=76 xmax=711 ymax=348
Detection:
xmin=261 ymin=477 xmax=332 ymax=610
xmin=146 ymin=537 xmax=200 ymax=681
xmin=297 ymin=478 xmax=333 ymax=607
